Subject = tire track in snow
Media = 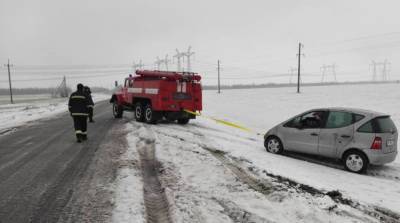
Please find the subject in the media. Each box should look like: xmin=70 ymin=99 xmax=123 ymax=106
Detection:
xmin=152 ymin=124 xmax=400 ymax=223
xmin=135 ymin=126 xmax=173 ymax=223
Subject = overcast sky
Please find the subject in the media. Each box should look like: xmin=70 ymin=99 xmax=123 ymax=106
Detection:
xmin=1 ymin=0 xmax=400 ymax=88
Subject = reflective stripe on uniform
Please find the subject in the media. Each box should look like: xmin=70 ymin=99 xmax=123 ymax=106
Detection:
xmin=87 ymin=105 xmax=94 ymax=108
xmin=71 ymin=96 xmax=86 ymax=99
xmin=75 ymin=130 xmax=83 ymax=134
xmin=81 ymin=132 xmax=87 ymax=135
xmin=71 ymin=113 xmax=88 ymax=116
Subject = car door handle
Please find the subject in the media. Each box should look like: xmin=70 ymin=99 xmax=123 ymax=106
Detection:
xmin=340 ymin=135 xmax=351 ymax=138
xmin=310 ymin=133 xmax=319 ymax=136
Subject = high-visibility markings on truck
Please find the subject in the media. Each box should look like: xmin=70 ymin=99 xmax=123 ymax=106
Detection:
xmin=128 ymin=88 xmax=142 ymax=93
xmin=145 ymin=88 xmax=159 ymax=94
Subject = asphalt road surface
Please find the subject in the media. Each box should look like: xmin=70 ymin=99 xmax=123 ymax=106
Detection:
xmin=0 ymin=101 xmax=127 ymax=223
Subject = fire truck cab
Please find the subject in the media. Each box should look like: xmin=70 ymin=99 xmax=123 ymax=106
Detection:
xmin=110 ymin=70 xmax=202 ymax=124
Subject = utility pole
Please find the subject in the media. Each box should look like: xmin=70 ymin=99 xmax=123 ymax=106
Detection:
xmin=4 ymin=59 xmax=14 ymax=104
xmin=217 ymin=60 xmax=221 ymax=93
xmin=297 ymin=43 xmax=303 ymax=93
xmin=183 ymin=46 xmax=195 ymax=72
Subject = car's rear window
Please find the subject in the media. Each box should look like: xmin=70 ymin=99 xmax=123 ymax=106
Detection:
xmin=357 ymin=116 xmax=396 ymax=133
xmin=375 ymin=116 xmax=396 ymax=133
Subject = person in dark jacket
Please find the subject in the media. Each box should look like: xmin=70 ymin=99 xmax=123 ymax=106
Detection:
xmin=84 ymin=86 xmax=95 ymax=122
xmin=68 ymin=84 xmax=90 ymax=142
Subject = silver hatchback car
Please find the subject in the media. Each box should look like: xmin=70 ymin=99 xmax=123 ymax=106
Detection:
xmin=264 ymin=108 xmax=398 ymax=173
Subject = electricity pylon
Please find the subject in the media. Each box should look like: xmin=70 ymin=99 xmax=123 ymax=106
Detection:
xmin=321 ymin=64 xmax=337 ymax=83
xmin=182 ymin=46 xmax=195 ymax=72
xmin=173 ymin=49 xmax=185 ymax=72
xmin=370 ymin=60 xmax=390 ymax=81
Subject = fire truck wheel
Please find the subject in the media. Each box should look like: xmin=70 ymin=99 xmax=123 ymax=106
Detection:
xmin=113 ymin=101 xmax=123 ymax=118
xmin=134 ymin=102 xmax=145 ymax=122
xmin=144 ymin=104 xmax=159 ymax=124
xmin=177 ymin=118 xmax=190 ymax=125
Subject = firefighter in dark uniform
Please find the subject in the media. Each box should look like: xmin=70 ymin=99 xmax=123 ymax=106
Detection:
xmin=84 ymin=86 xmax=95 ymax=122
xmin=68 ymin=84 xmax=90 ymax=143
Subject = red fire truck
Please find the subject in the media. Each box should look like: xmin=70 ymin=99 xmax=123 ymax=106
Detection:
xmin=110 ymin=70 xmax=202 ymax=124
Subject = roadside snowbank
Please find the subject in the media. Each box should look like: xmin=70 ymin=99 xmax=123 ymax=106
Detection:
xmin=0 ymin=93 xmax=110 ymax=132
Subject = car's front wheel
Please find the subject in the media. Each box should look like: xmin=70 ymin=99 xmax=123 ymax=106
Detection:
xmin=344 ymin=151 xmax=368 ymax=173
xmin=264 ymin=136 xmax=283 ymax=154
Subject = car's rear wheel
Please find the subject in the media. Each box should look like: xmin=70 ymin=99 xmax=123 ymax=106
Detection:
xmin=144 ymin=104 xmax=159 ymax=124
xmin=134 ymin=102 xmax=144 ymax=122
xmin=113 ymin=101 xmax=123 ymax=118
xmin=344 ymin=151 xmax=368 ymax=173
xmin=264 ymin=136 xmax=283 ymax=154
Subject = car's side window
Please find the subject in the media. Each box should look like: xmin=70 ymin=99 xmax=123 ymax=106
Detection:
xmin=325 ymin=111 xmax=353 ymax=128
xmin=353 ymin=114 xmax=365 ymax=123
xmin=358 ymin=121 xmax=374 ymax=133
xmin=284 ymin=111 xmax=326 ymax=129
xmin=301 ymin=111 xmax=325 ymax=129
xmin=284 ymin=116 xmax=301 ymax=128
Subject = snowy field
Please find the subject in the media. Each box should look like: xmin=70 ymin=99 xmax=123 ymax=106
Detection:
xmin=115 ymin=83 xmax=400 ymax=222
xmin=0 ymin=93 xmax=110 ymax=132
xmin=2 ymin=84 xmax=400 ymax=222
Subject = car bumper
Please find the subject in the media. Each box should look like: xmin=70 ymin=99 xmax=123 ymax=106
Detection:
xmin=368 ymin=151 xmax=397 ymax=165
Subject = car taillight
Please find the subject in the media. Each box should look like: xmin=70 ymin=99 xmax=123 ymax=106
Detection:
xmin=371 ymin=137 xmax=382 ymax=150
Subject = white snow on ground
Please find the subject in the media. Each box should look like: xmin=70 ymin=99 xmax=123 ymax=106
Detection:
xmin=121 ymin=122 xmax=380 ymax=222
xmin=191 ymin=83 xmax=400 ymax=211
xmin=115 ymin=83 xmax=400 ymax=222
xmin=0 ymin=93 xmax=110 ymax=132
xmin=111 ymin=124 xmax=145 ymax=223
xmin=150 ymin=123 xmax=380 ymax=223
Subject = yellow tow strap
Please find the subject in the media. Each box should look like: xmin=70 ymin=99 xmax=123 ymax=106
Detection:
xmin=184 ymin=109 xmax=257 ymax=133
